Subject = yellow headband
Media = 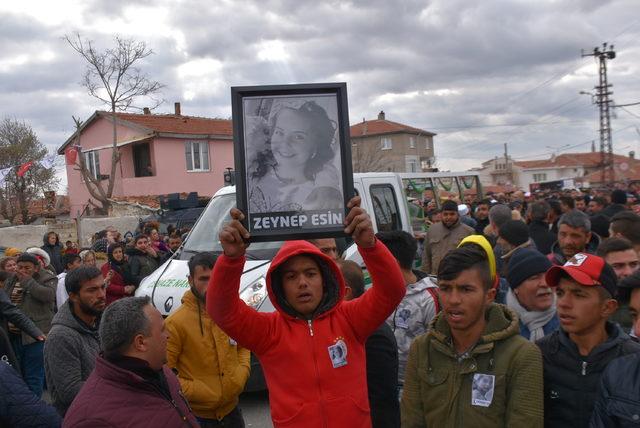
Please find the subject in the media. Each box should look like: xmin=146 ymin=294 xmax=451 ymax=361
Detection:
xmin=457 ymin=235 xmax=497 ymax=282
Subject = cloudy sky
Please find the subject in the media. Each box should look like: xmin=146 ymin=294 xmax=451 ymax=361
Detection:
xmin=1 ymin=0 xmax=639 ymax=191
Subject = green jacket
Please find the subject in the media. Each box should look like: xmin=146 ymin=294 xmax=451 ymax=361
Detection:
xmin=401 ymin=303 xmax=543 ymax=428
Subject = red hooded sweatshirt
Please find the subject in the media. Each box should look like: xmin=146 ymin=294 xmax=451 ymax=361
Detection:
xmin=207 ymin=240 xmax=405 ymax=428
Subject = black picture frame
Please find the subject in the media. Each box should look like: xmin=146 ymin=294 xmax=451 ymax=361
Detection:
xmin=231 ymin=83 xmax=354 ymax=242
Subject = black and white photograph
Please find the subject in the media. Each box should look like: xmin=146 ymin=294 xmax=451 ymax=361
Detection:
xmin=471 ymin=373 xmax=495 ymax=407
xmin=232 ymin=84 xmax=353 ymax=241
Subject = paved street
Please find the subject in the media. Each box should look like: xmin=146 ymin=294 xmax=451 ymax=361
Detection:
xmin=239 ymin=391 xmax=273 ymax=428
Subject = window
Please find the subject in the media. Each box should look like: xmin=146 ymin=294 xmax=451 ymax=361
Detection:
xmin=370 ymin=184 xmax=402 ymax=232
xmin=83 ymin=151 xmax=100 ymax=180
xmin=533 ymin=173 xmax=547 ymax=182
xmin=409 ymin=136 xmax=416 ymax=149
xmin=425 ymin=138 xmax=431 ymax=151
xmin=185 ymin=141 xmax=210 ymax=171
xmin=408 ymin=159 xmax=418 ymax=172
xmin=381 ymin=137 xmax=392 ymax=150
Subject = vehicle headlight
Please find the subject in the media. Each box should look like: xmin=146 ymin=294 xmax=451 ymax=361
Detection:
xmin=240 ymin=277 xmax=268 ymax=309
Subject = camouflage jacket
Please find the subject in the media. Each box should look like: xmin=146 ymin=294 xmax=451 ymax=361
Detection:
xmin=386 ymin=276 xmax=439 ymax=385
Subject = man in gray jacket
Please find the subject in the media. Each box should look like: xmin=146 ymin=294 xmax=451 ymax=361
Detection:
xmin=4 ymin=253 xmax=57 ymax=397
xmin=44 ymin=266 xmax=105 ymax=415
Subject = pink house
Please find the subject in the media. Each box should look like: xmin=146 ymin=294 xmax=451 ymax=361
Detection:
xmin=57 ymin=103 xmax=233 ymax=218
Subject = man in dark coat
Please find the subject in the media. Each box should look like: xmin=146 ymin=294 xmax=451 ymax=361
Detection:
xmin=41 ymin=231 xmax=64 ymax=274
xmin=537 ymin=253 xmax=640 ymax=428
xmin=126 ymin=234 xmax=161 ymax=287
xmin=527 ymin=200 xmax=556 ymax=255
xmin=63 ymin=296 xmax=198 ymax=427
xmin=338 ymin=259 xmax=400 ymax=428
xmin=0 ymin=362 xmax=61 ymax=427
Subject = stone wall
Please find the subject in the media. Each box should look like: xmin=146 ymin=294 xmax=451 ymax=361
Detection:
xmin=0 ymin=216 xmax=141 ymax=250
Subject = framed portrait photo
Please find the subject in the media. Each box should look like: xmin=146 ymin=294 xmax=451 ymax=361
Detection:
xmin=231 ymin=83 xmax=354 ymax=242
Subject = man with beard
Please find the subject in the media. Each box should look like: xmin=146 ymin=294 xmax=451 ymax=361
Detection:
xmin=421 ymin=200 xmax=474 ymax=275
xmin=473 ymin=199 xmax=491 ymax=235
xmin=537 ymin=253 xmax=640 ymax=428
xmin=44 ymin=266 xmax=105 ymax=416
xmin=166 ymin=252 xmax=250 ymax=427
xmin=548 ymin=210 xmax=600 ymax=266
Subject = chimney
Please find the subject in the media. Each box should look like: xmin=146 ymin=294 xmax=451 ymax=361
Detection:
xmin=378 ymin=110 xmax=385 ymax=120
xmin=174 ymin=102 xmax=181 ymax=116
xmin=143 ymin=107 xmax=150 ymax=115
xmin=591 ymin=140 xmax=595 ymax=152
xmin=630 ymin=151 xmax=635 ymax=159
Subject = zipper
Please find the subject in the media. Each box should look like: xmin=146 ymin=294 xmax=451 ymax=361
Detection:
xmin=581 ymin=361 xmax=587 ymax=376
xmin=306 ymin=319 xmax=327 ymax=427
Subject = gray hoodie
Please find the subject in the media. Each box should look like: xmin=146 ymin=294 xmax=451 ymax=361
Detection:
xmin=43 ymin=300 xmax=100 ymax=416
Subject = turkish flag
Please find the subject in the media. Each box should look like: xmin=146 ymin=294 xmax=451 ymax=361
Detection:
xmin=16 ymin=161 xmax=33 ymax=177
xmin=65 ymin=147 xmax=78 ymax=165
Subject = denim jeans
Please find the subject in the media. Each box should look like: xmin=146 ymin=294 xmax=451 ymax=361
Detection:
xmin=196 ymin=407 xmax=245 ymax=428
xmin=10 ymin=334 xmax=45 ymax=397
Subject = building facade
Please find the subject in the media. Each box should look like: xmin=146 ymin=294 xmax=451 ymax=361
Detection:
xmin=349 ymin=111 xmax=436 ymax=173
xmin=58 ymin=104 xmax=233 ymax=218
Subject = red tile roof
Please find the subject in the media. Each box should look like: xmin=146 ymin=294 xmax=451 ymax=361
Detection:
xmin=110 ymin=111 xmax=232 ymax=136
xmin=350 ymin=118 xmax=435 ymax=138
xmin=515 ymin=152 xmax=639 ymax=169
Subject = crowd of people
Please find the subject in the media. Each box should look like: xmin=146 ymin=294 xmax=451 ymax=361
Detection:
xmin=0 ymin=186 xmax=640 ymax=427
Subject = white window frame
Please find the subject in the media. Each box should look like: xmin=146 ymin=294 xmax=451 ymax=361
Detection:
xmin=533 ymin=173 xmax=547 ymax=182
xmin=83 ymin=151 xmax=100 ymax=180
xmin=425 ymin=137 xmax=431 ymax=150
xmin=409 ymin=136 xmax=416 ymax=149
xmin=185 ymin=141 xmax=210 ymax=172
xmin=381 ymin=137 xmax=392 ymax=150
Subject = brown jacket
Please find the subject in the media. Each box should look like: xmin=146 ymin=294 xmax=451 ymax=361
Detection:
xmin=421 ymin=219 xmax=474 ymax=274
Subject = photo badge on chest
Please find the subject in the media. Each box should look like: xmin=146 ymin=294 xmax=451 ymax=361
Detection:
xmin=327 ymin=338 xmax=348 ymax=368
xmin=471 ymin=373 xmax=495 ymax=407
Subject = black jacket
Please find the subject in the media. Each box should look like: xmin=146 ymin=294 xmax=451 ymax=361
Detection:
xmin=602 ymin=203 xmax=626 ymax=219
xmin=125 ymin=248 xmax=160 ymax=286
xmin=366 ymin=322 xmax=400 ymax=428
xmin=591 ymin=352 xmax=640 ymax=428
xmin=41 ymin=232 xmax=64 ymax=275
xmin=537 ymin=322 xmax=640 ymax=428
xmin=0 ymin=361 xmax=61 ymax=427
xmin=474 ymin=217 xmax=490 ymax=235
xmin=528 ymin=220 xmax=556 ymax=256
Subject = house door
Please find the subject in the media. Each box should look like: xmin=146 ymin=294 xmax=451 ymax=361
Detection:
xmin=133 ymin=143 xmax=152 ymax=177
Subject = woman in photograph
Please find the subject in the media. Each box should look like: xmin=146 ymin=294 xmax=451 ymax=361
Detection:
xmin=248 ymin=101 xmax=343 ymax=213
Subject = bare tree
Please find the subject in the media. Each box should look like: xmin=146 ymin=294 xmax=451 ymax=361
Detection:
xmin=65 ymin=33 xmax=163 ymax=214
xmin=0 ymin=118 xmax=58 ymax=224
xmin=351 ymin=141 xmax=388 ymax=172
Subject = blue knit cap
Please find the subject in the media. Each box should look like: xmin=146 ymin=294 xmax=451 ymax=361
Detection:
xmin=507 ymin=248 xmax=552 ymax=289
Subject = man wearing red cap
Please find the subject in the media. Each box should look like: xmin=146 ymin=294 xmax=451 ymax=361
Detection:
xmin=537 ymin=253 xmax=640 ymax=428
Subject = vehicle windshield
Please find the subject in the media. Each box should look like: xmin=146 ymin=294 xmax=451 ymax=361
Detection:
xmin=182 ymin=193 xmax=283 ymax=260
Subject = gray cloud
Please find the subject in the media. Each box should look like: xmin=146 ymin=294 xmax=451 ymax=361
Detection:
xmin=0 ymin=0 xmax=638 ymax=181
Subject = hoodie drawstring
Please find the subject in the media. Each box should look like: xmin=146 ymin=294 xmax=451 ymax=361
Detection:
xmin=196 ymin=299 xmax=204 ymax=336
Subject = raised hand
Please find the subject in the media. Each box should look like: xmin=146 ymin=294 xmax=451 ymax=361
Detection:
xmin=344 ymin=196 xmax=375 ymax=248
xmin=219 ymin=208 xmax=250 ymax=258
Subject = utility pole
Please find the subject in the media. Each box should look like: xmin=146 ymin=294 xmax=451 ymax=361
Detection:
xmin=582 ymin=43 xmax=615 ymax=185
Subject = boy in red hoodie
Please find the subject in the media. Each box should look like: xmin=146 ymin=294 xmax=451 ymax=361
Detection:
xmin=207 ymin=196 xmax=406 ymax=428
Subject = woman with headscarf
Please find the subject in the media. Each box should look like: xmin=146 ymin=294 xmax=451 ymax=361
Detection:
xmin=102 ymin=243 xmax=136 ymax=305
